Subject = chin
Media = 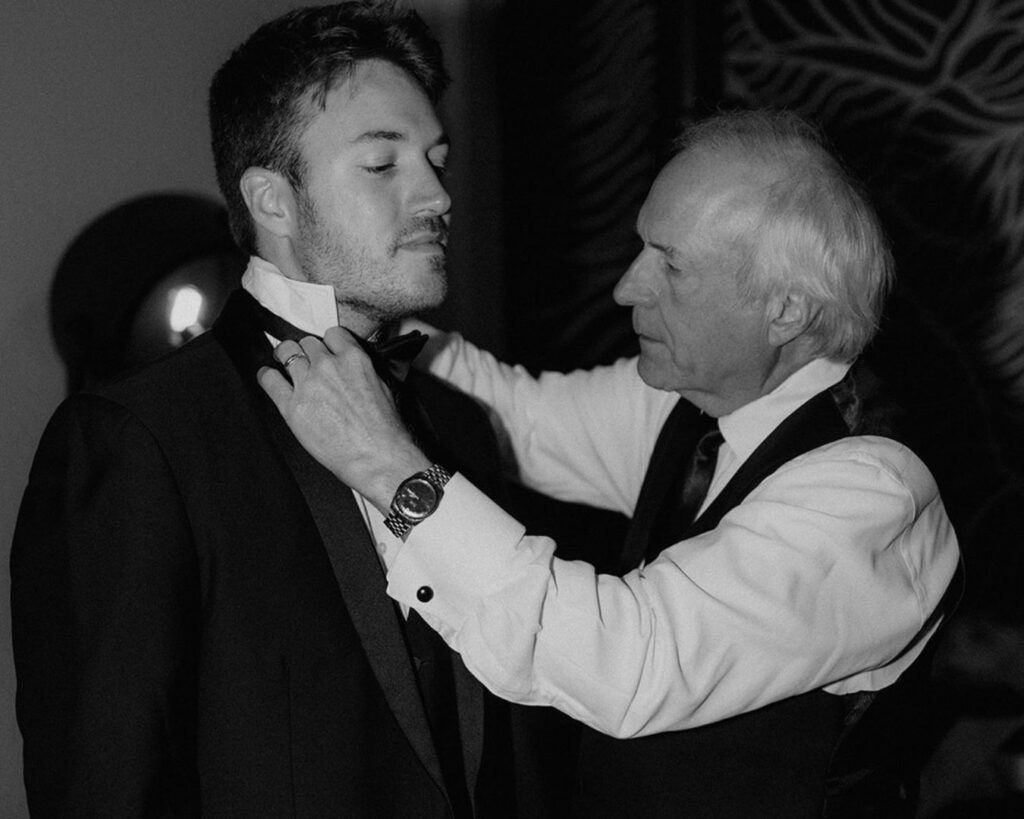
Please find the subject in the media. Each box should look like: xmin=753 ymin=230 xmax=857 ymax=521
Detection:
xmin=383 ymin=278 xmax=447 ymax=322
xmin=410 ymin=278 xmax=447 ymax=313
xmin=413 ymin=266 xmax=448 ymax=307
xmin=636 ymin=354 xmax=683 ymax=394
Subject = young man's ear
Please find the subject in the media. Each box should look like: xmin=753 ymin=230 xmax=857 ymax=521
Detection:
xmin=239 ymin=167 xmax=298 ymax=240
xmin=766 ymin=291 xmax=815 ymax=348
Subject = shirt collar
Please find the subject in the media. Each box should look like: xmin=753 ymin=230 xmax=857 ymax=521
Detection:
xmin=718 ymin=358 xmax=852 ymax=464
xmin=240 ymin=256 xmax=339 ymax=338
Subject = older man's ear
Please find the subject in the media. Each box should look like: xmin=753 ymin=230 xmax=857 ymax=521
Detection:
xmin=766 ymin=291 xmax=815 ymax=348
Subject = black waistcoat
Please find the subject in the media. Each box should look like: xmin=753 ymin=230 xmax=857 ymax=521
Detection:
xmin=574 ymin=364 xmax=956 ymax=818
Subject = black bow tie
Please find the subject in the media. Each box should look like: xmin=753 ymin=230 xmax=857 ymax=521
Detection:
xmin=354 ymin=330 xmax=428 ymax=388
xmin=246 ymin=292 xmax=427 ymax=386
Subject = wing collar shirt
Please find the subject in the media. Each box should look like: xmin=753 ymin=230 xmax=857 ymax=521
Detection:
xmin=241 ymin=257 xmax=406 ymax=586
xmin=385 ymin=331 xmax=960 ymax=739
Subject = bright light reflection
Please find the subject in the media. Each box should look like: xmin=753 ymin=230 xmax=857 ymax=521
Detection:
xmin=168 ymin=286 xmax=205 ymax=332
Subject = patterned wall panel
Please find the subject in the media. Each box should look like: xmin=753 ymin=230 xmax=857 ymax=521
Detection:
xmin=723 ymin=0 xmax=1024 ymax=613
xmin=726 ymin=0 xmax=1024 ymax=397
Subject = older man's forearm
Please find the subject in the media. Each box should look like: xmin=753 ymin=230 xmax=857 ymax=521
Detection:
xmin=385 ymin=455 xmax=959 ymax=739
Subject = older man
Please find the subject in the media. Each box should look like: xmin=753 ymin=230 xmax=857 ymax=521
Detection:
xmin=262 ymin=110 xmax=961 ymax=817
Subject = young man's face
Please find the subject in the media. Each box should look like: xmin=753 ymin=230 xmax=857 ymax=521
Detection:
xmin=293 ymin=59 xmax=451 ymax=334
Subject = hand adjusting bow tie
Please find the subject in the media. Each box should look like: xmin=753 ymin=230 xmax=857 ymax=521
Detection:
xmin=249 ymin=296 xmax=427 ymax=388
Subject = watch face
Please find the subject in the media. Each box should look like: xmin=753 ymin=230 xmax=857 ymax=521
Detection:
xmin=396 ymin=477 xmax=440 ymax=521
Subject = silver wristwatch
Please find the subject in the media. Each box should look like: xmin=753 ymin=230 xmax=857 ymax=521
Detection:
xmin=382 ymin=464 xmax=452 ymax=540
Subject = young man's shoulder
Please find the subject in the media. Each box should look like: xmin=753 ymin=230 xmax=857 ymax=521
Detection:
xmin=100 ymin=330 xmax=242 ymax=408
xmin=50 ymin=330 xmax=252 ymax=447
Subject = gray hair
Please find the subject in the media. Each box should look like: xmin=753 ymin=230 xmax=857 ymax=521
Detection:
xmin=675 ymin=109 xmax=894 ymax=362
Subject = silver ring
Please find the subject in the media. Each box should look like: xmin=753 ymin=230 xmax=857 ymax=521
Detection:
xmin=281 ymin=352 xmax=309 ymax=369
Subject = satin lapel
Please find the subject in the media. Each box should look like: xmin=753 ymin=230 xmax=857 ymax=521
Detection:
xmin=451 ymin=628 xmax=485 ymax=805
xmin=211 ymin=290 xmax=446 ymax=792
xmin=401 ymin=376 xmax=486 ymax=796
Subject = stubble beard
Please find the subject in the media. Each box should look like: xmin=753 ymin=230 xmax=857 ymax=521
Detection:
xmin=296 ymin=201 xmax=448 ymax=327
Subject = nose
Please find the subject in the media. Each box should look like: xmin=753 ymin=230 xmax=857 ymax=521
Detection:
xmin=412 ymin=163 xmax=451 ymax=217
xmin=613 ymin=250 xmax=656 ymax=307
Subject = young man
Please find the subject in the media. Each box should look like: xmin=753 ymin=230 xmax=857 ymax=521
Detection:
xmin=12 ymin=4 xmax=542 ymax=816
xmin=261 ymin=110 xmax=962 ymax=817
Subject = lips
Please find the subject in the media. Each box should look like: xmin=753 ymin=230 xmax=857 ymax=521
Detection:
xmin=399 ymin=233 xmax=446 ymax=250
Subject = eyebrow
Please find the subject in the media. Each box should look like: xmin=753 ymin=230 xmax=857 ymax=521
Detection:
xmin=351 ymin=129 xmax=450 ymax=148
xmin=647 ymin=239 xmax=680 ymax=260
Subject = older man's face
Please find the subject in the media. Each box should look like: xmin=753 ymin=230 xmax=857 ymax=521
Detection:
xmin=613 ymin=149 xmax=775 ymax=411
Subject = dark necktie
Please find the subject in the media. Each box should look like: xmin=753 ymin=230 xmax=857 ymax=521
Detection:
xmin=645 ymin=421 xmax=725 ymax=564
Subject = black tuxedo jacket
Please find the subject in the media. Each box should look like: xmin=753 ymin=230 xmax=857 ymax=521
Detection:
xmin=11 ymin=291 xmax=522 ymax=817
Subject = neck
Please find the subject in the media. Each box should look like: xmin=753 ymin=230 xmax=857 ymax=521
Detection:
xmin=335 ymin=303 xmax=382 ymax=341
xmin=254 ymin=245 xmax=383 ymax=340
xmin=685 ymin=345 xmax=818 ymax=418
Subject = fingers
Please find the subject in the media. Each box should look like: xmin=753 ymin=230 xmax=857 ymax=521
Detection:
xmin=273 ymin=336 xmax=324 ymax=377
xmin=266 ymin=330 xmax=375 ymax=404
xmin=261 ymin=334 xmax=333 ymax=406
xmin=321 ymin=327 xmax=379 ymax=382
xmin=322 ymin=325 xmax=362 ymax=354
xmin=257 ymin=365 xmax=293 ymax=406
xmin=280 ymin=350 xmax=310 ymax=371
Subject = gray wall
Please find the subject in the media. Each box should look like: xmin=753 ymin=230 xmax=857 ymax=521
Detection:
xmin=1 ymin=2 xmax=502 ymax=814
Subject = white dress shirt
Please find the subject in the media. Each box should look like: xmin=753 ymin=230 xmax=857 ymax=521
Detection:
xmin=384 ymin=332 xmax=961 ymax=739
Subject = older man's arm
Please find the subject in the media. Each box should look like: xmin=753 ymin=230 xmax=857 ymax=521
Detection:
xmin=402 ymin=322 xmax=672 ymax=514
xmin=259 ymin=328 xmax=960 ymax=739
xmin=384 ymin=442 xmax=958 ymax=738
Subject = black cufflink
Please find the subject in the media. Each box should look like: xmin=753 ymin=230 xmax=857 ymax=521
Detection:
xmin=416 ymin=586 xmax=434 ymax=603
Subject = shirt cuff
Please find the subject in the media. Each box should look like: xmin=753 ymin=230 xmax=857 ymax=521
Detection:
xmin=386 ymin=473 xmax=527 ymax=636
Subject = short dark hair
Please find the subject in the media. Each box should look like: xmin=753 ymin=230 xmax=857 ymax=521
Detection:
xmin=208 ymin=2 xmax=449 ymax=256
